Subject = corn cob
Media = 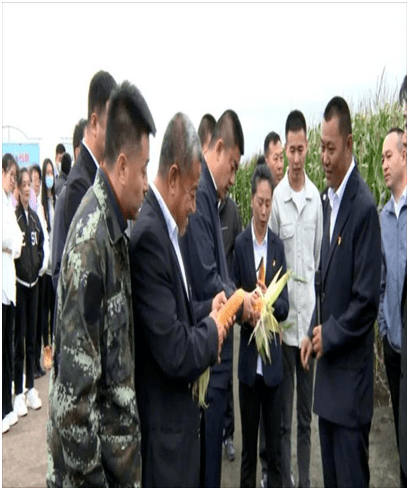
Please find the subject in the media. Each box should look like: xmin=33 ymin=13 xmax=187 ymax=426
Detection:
xmin=257 ymin=256 xmax=265 ymax=284
xmin=192 ymin=289 xmax=245 ymax=408
xmin=216 ymin=288 xmax=245 ymax=324
xmin=250 ymin=268 xmax=292 ymax=363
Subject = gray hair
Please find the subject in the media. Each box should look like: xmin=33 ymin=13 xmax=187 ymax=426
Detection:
xmin=158 ymin=112 xmax=202 ymax=178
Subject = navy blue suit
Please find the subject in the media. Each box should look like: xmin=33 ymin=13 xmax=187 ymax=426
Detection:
xmin=130 ymin=188 xmax=219 ymax=487
xmin=308 ymin=165 xmax=382 ymax=487
xmin=180 ymin=159 xmax=235 ymax=487
xmin=232 ymin=224 xmax=288 ymax=487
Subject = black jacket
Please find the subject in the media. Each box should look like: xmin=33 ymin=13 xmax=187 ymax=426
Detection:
xmin=15 ymin=203 xmax=44 ymax=286
xmin=52 ymin=143 xmax=97 ymax=290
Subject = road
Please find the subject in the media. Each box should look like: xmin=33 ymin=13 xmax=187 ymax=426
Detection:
xmin=2 ymin=325 xmax=401 ymax=487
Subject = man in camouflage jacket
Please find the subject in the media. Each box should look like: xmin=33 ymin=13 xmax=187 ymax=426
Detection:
xmin=46 ymin=80 xmax=155 ymax=488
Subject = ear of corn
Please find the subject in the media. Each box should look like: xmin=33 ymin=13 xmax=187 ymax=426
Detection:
xmin=216 ymin=288 xmax=245 ymax=325
xmin=257 ymin=257 xmax=265 ymax=284
xmin=249 ymin=269 xmax=292 ymax=364
xmin=192 ymin=288 xmax=245 ymax=409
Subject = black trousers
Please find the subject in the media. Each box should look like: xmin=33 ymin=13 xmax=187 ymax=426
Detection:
xmin=35 ymin=274 xmax=55 ymax=365
xmin=383 ymin=336 xmax=401 ymax=449
xmin=202 ymin=384 xmax=227 ymax=487
xmin=14 ymin=282 xmax=38 ymax=395
xmin=223 ymin=367 xmax=235 ymax=441
xmin=318 ymin=417 xmax=371 ymax=487
xmin=239 ymin=377 xmax=282 ymax=488
xmin=2 ymin=303 xmax=15 ymax=418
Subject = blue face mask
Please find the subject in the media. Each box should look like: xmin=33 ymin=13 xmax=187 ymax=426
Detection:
xmin=45 ymin=175 xmax=54 ymax=190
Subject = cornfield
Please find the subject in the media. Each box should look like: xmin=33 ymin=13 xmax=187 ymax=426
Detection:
xmin=230 ymin=85 xmax=405 ymax=406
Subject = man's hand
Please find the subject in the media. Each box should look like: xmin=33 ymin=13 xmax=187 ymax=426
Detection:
xmin=209 ymin=308 xmax=229 ymax=363
xmin=312 ymin=325 xmax=323 ymax=359
xmin=300 ymin=336 xmax=313 ymax=371
xmin=212 ymin=290 xmax=227 ymax=312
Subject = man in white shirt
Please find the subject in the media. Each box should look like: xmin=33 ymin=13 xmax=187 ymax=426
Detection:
xmin=269 ymin=110 xmax=323 ymax=488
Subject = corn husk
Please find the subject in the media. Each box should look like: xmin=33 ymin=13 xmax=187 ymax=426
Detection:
xmin=249 ymin=268 xmax=292 ymax=364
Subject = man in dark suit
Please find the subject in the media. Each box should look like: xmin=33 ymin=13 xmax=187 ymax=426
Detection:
xmin=51 ymin=70 xmax=116 ymax=291
xmin=130 ymin=113 xmax=233 ymax=488
xmin=180 ymin=110 xmax=258 ymax=487
xmin=301 ymin=96 xmax=382 ymax=487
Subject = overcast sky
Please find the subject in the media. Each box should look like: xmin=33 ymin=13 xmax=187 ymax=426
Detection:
xmin=2 ymin=2 xmax=407 ymax=182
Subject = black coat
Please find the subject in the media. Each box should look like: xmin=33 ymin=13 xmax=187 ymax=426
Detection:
xmin=232 ymin=224 xmax=289 ymax=388
xmin=15 ymin=203 xmax=44 ymax=285
xmin=309 ymin=166 xmax=382 ymax=428
xmin=51 ymin=143 xmax=97 ymax=290
xmin=180 ymin=159 xmax=235 ymax=390
xmin=129 ymin=188 xmax=219 ymax=487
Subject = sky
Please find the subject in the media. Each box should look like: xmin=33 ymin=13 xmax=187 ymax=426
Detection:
xmin=2 ymin=2 xmax=407 ymax=183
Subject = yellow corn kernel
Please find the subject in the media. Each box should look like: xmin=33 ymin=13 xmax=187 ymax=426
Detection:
xmin=258 ymin=257 xmax=265 ymax=284
xmin=216 ymin=288 xmax=245 ymax=325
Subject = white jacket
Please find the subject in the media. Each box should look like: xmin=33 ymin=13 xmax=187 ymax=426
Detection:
xmin=2 ymin=189 xmax=23 ymax=305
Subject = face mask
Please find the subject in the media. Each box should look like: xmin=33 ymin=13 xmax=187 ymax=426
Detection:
xmin=45 ymin=175 xmax=54 ymax=190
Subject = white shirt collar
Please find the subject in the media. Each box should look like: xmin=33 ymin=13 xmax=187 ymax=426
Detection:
xmin=328 ymin=157 xmax=355 ymax=208
xmin=81 ymin=138 xmax=99 ymax=170
xmin=150 ymin=182 xmax=179 ymax=242
xmin=251 ymin=218 xmax=268 ymax=247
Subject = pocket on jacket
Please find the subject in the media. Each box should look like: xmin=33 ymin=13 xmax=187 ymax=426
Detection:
xmin=280 ymin=223 xmax=294 ymax=241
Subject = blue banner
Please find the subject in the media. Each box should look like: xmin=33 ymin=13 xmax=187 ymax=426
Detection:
xmin=2 ymin=143 xmax=40 ymax=168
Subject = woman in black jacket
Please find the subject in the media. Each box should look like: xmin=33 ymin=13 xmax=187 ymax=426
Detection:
xmin=13 ymin=167 xmax=45 ymax=417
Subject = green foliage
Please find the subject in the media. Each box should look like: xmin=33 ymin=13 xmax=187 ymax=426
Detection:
xmin=231 ymin=95 xmax=405 ymax=227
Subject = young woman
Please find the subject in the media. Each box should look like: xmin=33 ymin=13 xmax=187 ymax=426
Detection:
xmin=2 ymin=154 xmax=23 ymax=433
xmin=13 ymin=167 xmax=44 ymax=416
xmin=39 ymin=158 xmax=56 ymax=370
xmin=232 ymin=164 xmax=289 ymax=487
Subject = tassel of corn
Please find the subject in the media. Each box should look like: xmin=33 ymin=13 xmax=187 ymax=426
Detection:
xmin=192 ymin=288 xmax=245 ymax=408
xmin=249 ymin=269 xmax=292 ymax=364
xmin=257 ymin=257 xmax=265 ymax=284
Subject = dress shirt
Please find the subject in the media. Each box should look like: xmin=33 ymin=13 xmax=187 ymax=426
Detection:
xmin=328 ymin=158 xmax=355 ymax=241
xmin=150 ymin=182 xmax=189 ymax=295
xmin=251 ymin=218 xmax=268 ymax=375
xmin=269 ymin=170 xmax=323 ymax=348
xmin=81 ymin=138 xmax=99 ymax=170
xmin=394 ymin=187 xmax=407 ymax=218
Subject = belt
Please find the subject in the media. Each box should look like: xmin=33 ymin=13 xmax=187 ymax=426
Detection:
xmin=17 ymin=277 xmax=39 ymax=289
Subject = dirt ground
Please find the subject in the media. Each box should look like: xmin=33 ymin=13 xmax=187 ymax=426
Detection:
xmin=2 ymin=325 xmax=401 ymax=488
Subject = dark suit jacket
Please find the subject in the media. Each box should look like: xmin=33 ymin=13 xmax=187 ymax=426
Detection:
xmin=180 ymin=159 xmax=235 ymax=390
xmin=219 ymin=195 xmax=242 ymax=277
xmin=129 ymin=188 xmax=219 ymax=488
xmin=51 ymin=143 xmax=97 ymax=290
xmin=308 ymin=165 xmax=382 ymax=428
xmin=232 ymin=224 xmax=289 ymax=388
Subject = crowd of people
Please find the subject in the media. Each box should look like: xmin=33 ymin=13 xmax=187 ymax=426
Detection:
xmin=1 ymin=70 xmax=407 ymax=488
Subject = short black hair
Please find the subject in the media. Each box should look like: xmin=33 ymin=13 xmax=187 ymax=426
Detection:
xmin=323 ymin=96 xmax=352 ymax=139
xmin=387 ymin=127 xmax=405 ymax=153
xmin=264 ymin=132 xmax=281 ymax=156
xmin=208 ymin=109 xmax=244 ymax=155
xmin=104 ymin=80 xmax=156 ymax=169
xmin=29 ymin=164 xmax=41 ymax=180
xmin=158 ymin=112 xmax=202 ymax=178
xmin=251 ymin=163 xmax=274 ymax=197
xmin=285 ymin=110 xmax=307 ymax=139
xmin=257 ymin=154 xmax=266 ymax=165
xmin=61 ymin=152 xmax=72 ymax=175
xmin=2 ymin=153 xmax=18 ymax=173
xmin=73 ymin=118 xmax=87 ymax=152
xmin=399 ymin=75 xmax=407 ymax=105
xmin=55 ymin=143 xmax=66 ymax=156
xmin=198 ymin=114 xmax=216 ymax=147
xmin=87 ymin=70 xmax=116 ymax=121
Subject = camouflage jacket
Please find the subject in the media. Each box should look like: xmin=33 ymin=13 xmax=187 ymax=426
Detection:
xmin=47 ymin=169 xmax=140 ymax=488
